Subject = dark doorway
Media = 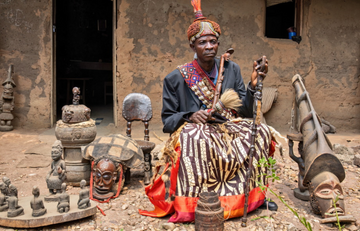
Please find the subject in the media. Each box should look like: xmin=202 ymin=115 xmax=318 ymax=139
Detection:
xmin=55 ymin=0 xmax=113 ymax=123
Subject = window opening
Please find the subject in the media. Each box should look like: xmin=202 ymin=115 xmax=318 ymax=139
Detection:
xmin=265 ymin=0 xmax=301 ymax=42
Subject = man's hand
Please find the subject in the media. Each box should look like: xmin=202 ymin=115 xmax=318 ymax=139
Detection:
xmin=189 ymin=109 xmax=214 ymax=124
xmin=250 ymin=57 xmax=268 ymax=89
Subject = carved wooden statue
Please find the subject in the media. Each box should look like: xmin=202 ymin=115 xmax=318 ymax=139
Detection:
xmin=61 ymin=87 xmax=91 ymax=123
xmin=288 ymin=74 xmax=352 ymax=223
xmin=30 ymin=186 xmax=47 ymax=217
xmin=7 ymin=185 xmax=23 ymax=217
xmin=77 ymin=179 xmax=90 ymax=209
xmin=83 ymin=134 xmax=144 ymax=201
xmin=0 ymin=65 xmax=16 ymax=131
xmin=72 ymin=87 xmax=80 ymax=105
xmin=55 ymin=87 xmax=96 ymax=186
xmin=46 ymin=140 xmax=66 ymax=198
xmin=57 ymin=183 xmax=70 ymax=213
xmin=2 ymin=177 xmax=11 ymax=196
xmin=0 ymin=183 xmax=9 ymax=212
xmin=92 ymin=157 xmax=119 ymax=200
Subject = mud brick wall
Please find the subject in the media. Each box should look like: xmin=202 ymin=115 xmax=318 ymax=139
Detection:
xmin=0 ymin=0 xmax=359 ymax=132
xmin=115 ymin=0 xmax=360 ymax=132
xmin=0 ymin=0 xmax=52 ymax=128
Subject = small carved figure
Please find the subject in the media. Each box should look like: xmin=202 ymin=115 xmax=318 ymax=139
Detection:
xmin=62 ymin=108 xmax=74 ymax=123
xmin=60 ymin=87 xmax=92 ymax=123
xmin=0 ymin=182 xmax=9 ymax=212
xmin=57 ymin=183 xmax=70 ymax=213
xmin=30 ymin=186 xmax=47 ymax=217
xmin=72 ymin=87 xmax=80 ymax=105
xmin=7 ymin=185 xmax=24 ymax=217
xmin=77 ymin=179 xmax=90 ymax=209
xmin=46 ymin=140 xmax=66 ymax=194
xmin=0 ymin=65 xmax=16 ymax=131
xmin=2 ymin=176 xmax=11 ymax=196
xmin=92 ymin=156 xmax=119 ymax=200
xmin=84 ymin=107 xmax=91 ymax=121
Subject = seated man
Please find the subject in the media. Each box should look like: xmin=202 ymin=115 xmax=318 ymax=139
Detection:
xmin=140 ymin=0 xmax=277 ymax=222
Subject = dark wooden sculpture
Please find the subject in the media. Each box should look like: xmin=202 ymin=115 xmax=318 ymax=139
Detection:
xmin=7 ymin=185 xmax=24 ymax=217
xmin=92 ymin=157 xmax=118 ymax=200
xmin=0 ymin=183 xmax=96 ymax=229
xmin=77 ymin=180 xmax=90 ymax=209
xmin=122 ymin=93 xmax=155 ymax=185
xmin=83 ymin=134 xmax=144 ymax=201
xmin=72 ymin=87 xmax=81 ymax=105
xmin=57 ymin=183 xmax=70 ymax=213
xmin=0 ymin=65 xmax=16 ymax=131
xmin=288 ymin=74 xmax=354 ymax=223
xmin=45 ymin=140 xmax=66 ymax=201
xmin=55 ymin=87 xmax=96 ymax=186
xmin=2 ymin=177 xmax=11 ymax=196
xmin=61 ymin=87 xmax=91 ymax=123
xmin=0 ymin=183 xmax=9 ymax=212
xmin=30 ymin=186 xmax=47 ymax=217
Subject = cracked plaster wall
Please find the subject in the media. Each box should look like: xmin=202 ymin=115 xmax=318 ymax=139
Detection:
xmin=0 ymin=0 xmax=52 ymax=128
xmin=0 ymin=0 xmax=359 ymax=132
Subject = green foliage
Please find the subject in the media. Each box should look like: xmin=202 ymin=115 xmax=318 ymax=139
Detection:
xmin=325 ymin=196 xmax=345 ymax=231
xmin=257 ymin=157 xmax=280 ymax=182
xmin=256 ymin=156 xmax=313 ymax=231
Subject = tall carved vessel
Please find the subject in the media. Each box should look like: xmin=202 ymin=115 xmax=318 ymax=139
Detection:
xmin=0 ymin=65 xmax=16 ymax=131
xmin=55 ymin=87 xmax=96 ymax=186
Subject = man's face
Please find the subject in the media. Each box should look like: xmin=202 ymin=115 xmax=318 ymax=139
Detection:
xmin=191 ymin=35 xmax=219 ymax=63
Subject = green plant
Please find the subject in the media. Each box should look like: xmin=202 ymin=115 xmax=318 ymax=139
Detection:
xmin=325 ymin=196 xmax=345 ymax=231
xmin=255 ymin=156 xmax=313 ymax=231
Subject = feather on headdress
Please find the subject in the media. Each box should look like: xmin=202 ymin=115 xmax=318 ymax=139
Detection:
xmin=187 ymin=0 xmax=221 ymax=44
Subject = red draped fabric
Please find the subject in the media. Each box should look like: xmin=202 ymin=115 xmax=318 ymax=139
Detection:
xmin=139 ymin=140 xmax=275 ymax=222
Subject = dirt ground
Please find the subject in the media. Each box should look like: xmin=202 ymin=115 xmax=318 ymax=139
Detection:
xmin=0 ymin=123 xmax=359 ymax=231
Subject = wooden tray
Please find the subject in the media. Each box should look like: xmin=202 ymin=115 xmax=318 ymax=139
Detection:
xmin=0 ymin=195 xmax=96 ymax=228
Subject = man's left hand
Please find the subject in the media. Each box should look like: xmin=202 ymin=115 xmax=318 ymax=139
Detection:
xmin=250 ymin=57 xmax=268 ymax=89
